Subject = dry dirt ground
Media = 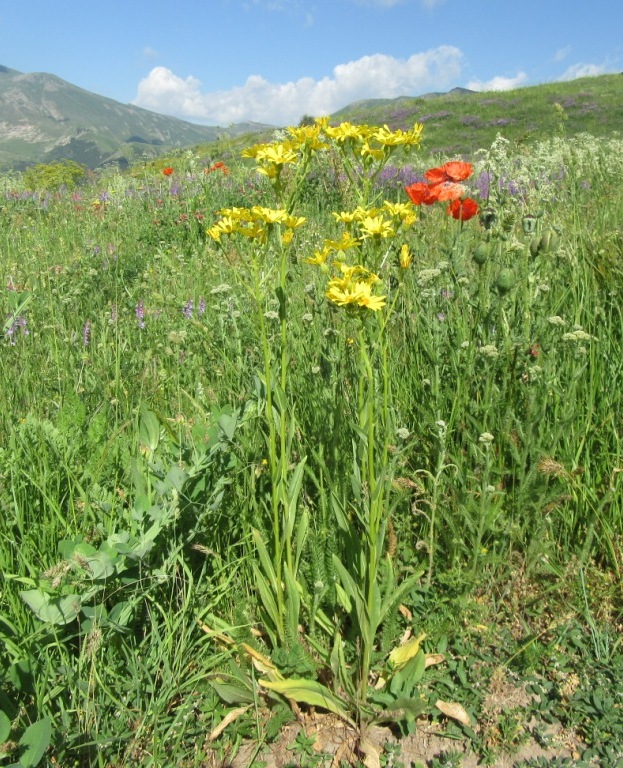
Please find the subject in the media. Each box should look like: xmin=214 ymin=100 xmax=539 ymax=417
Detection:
xmin=206 ymin=668 xmax=587 ymax=767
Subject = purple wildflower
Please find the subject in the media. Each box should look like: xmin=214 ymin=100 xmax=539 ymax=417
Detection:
xmin=5 ymin=315 xmax=28 ymax=344
xmin=82 ymin=320 xmax=91 ymax=346
xmin=199 ymin=298 xmax=206 ymax=315
xmin=183 ymin=299 xmax=193 ymax=320
xmin=136 ymin=300 xmax=146 ymax=329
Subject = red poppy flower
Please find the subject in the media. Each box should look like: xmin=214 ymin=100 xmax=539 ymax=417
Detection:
xmin=433 ymin=181 xmax=465 ymax=202
xmin=163 ymin=167 xmax=174 ymax=176
xmin=405 ymin=182 xmax=440 ymax=205
xmin=425 ymin=161 xmax=473 ymax=184
xmin=447 ymin=198 xmax=479 ymax=221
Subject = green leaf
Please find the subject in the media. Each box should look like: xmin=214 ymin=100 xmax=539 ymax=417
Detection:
xmin=0 ymin=710 xmax=11 ymax=742
xmin=17 ymin=717 xmax=52 ymax=768
xmin=218 ymin=410 xmax=238 ymax=442
xmin=259 ymin=678 xmax=354 ymax=725
xmin=139 ymin=407 xmax=160 ymax=453
xmin=209 ymin=676 xmax=255 ymax=705
xmin=251 ymin=529 xmax=278 ymax=590
xmin=284 ymin=457 xmax=307 ymax=542
xmin=283 ymin=567 xmax=301 ymax=642
xmin=19 ymin=591 xmax=81 ymax=625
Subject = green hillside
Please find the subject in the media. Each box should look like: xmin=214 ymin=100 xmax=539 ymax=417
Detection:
xmin=0 ymin=65 xmax=272 ymax=170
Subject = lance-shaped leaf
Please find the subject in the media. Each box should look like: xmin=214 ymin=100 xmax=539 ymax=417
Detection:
xmin=259 ymin=678 xmax=355 ymax=726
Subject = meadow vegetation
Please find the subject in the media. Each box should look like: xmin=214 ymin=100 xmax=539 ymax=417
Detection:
xmin=1 ymin=99 xmax=623 ymax=767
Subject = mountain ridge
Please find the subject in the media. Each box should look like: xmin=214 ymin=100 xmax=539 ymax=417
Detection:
xmin=0 ymin=65 xmax=273 ymax=170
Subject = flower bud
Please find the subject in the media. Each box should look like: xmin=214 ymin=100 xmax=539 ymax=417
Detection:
xmin=495 ymin=268 xmax=515 ymax=294
xmin=480 ymin=208 xmax=496 ymax=229
xmin=472 ymin=242 xmax=489 ymax=265
xmin=522 ymin=215 xmax=537 ymax=234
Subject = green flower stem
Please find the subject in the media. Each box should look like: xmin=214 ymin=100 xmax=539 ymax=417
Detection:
xmin=253 ymin=254 xmax=285 ymax=638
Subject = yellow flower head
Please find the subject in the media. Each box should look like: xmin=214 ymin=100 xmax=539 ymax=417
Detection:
xmin=286 ymin=124 xmax=328 ymax=152
xmin=383 ymin=201 xmax=415 ymax=221
xmin=358 ymin=215 xmax=395 ymax=240
xmin=283 ymin=214 xmax=307 ymax=230
xmin=324 ymin=232 xmax=361 ymax=252
xmin=399 ymin=244 xmax=413 ymax=269
xmin=305 ymin=245 xmax=331 ymax=266
xmin=207 ymin=216 xmax=238 ymax=241
xmin=325 ymin=264 xmax=386 ymax=311
xmin=360 ymin=142 xmax=385 ymax=162
xmin=324 ymin=122 xmax=372 ymax=143
xmin=374 ymin=124 xmax=423 ymax=149
xmin=250 ymin=206 xmax=289 ymax=225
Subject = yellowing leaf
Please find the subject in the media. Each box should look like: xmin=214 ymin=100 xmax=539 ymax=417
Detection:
xmin=388 ymin=632 xmax=426 ymax=669
xmin=435 ymin=699 xmax=471 ymax=726
xmin=208 ymin=706 xmax=250 ymax=741
xmin=259 ymin=678 xmax=354 ymax=725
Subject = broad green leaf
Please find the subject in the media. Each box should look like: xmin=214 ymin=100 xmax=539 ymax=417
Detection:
xmin=209 ymin=676 xmax=254 ymax=705
xmin=259 ymin=678 xmax=353 ymax=725
xmin=0 ymin=710 xmax=11 ymax=742
xmin=218 ymin=410 xmax=238 ymax=442
xmin=82 ymin=550 xmax=116 ymax=580
xmin=139 ymin=407 xmax=160 ymax=453
xmin=17 ymin=717 xmax=52 ymax=768
xmin=19 ymin=591 xmax=81 ymax=625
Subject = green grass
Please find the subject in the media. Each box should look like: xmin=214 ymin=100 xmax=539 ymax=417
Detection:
xmin=0 ymin=114 xmax=622 ymax=768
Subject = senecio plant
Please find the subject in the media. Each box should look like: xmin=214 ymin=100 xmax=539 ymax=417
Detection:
xmin=204 ymin=119 xmax=476 ymax=738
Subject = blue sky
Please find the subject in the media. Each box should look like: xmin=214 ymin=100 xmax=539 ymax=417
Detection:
xmin=1 ymin=0 xmax=621 ymax=126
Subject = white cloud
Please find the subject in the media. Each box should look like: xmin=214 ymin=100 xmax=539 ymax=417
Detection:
xmin=553 ymin=45 xmax=572 ymax=62
xmin=558 ymin=62 xmax=607 ymax=81
xmin=132 ymin=47 xmax=463 ymax=125
xmin=466 ymin=72 xmax=527 ymax=92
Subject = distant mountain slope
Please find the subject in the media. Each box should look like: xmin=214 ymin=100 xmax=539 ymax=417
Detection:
xmin=0 ymin=65 xmax=272 ymax=170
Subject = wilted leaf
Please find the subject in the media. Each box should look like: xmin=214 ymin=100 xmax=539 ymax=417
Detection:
xmin=259 ymin=678 xmax=353 ymax=724
xmin=435 ymin=699 xmax=471 ymax=726
xmin=424 ymin=653 xmax=445 ymax=668
xmin=359 ymin=736 xmax=382 ymax=768
xmin=388 ymin=632 xmax=426 ymax=669
xmin=208 ymin=706 xmax=249 ymax=741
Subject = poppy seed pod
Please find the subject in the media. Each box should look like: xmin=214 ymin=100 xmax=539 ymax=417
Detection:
xmin=530 ymin=235 xmax=541 ymax=258
xmin=472 ymin=242 xmax=489 ymax=265
xmin=539 ymin=229 xmax=560 ymax=254
xmin=480 ymin=208 xmax=496 ymax=230
xmin=522 ymin=215 xmax=537 ymax=234
xmin=495 ymin=268 xmax=515 ymax=294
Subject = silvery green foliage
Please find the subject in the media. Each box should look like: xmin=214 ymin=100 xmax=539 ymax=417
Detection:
xmin=473 ymin=131 xmax=623 ymax=208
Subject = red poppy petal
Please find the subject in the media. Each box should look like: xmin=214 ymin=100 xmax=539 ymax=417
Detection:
xmin=442 ymin=161 xmax=473 ymax=182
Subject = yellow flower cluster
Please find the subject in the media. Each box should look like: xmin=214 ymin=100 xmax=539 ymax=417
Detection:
xmin=305 ymin=201 xmax=417 ymax=289
xmin=207 ymin=206 xmax=306 ymax=243
xmin=241 ymin=119 xmax=423 ymax=180
xmin=324 ymin=121 xmax=423 ymax=152
xmin=325 ymin=264 xmax=386 ymax=312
